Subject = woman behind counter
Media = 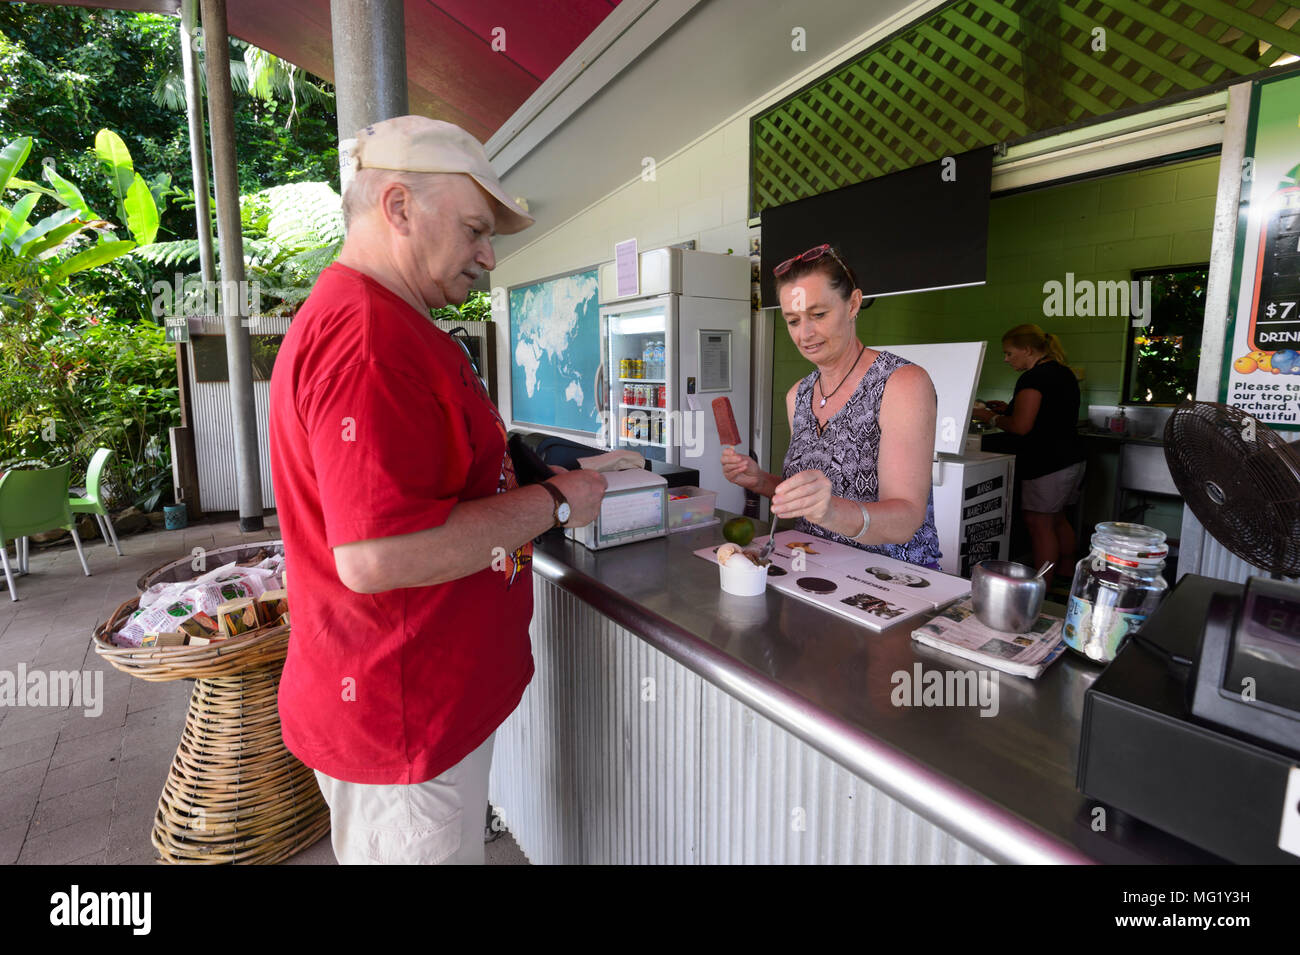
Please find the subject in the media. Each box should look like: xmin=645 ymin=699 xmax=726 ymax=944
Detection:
xmin=721 ymin=244 xmax=942 ymax=568
xmin=972 ymin=324 xmax=1086 ymax=586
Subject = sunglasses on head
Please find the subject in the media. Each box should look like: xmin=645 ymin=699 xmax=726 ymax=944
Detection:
xmin=773 ymin=243 xmax=855 ymax=287
xmin=773 ymin=244 xmax=875 ymax=311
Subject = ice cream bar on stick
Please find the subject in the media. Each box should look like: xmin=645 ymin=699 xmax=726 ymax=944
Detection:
xmin=712 ymin=396 xmax=742 ymax=447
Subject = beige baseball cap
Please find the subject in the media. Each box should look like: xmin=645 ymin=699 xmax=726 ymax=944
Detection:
xmin=352 ymin=115 xmax=535 ymax=234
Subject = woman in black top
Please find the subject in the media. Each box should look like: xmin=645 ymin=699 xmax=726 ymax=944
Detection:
xmin=972 ymin=324 xmax=1085 ymax=586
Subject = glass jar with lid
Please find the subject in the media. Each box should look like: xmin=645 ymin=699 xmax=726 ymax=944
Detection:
xmin=1062 ymin=522 xmax=1169 ymax=662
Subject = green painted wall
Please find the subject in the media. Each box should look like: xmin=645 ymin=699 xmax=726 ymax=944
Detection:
xmin=767 ymin=155 xmax=1220 ymax=473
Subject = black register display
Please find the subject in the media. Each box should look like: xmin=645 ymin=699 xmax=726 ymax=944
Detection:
xmin=1191 ymin=576 xmax=1300 ymax=754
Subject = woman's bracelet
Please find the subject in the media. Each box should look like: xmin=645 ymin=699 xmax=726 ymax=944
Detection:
xmin=854 ymin=501 xmax=871 ymax=540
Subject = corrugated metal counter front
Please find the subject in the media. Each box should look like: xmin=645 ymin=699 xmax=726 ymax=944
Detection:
xmin=486 ymin=523 xmax=1217 ymax=865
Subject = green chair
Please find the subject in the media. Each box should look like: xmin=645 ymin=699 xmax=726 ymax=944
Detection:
xmin=69 ymin=447 xmax=122 ymax=557
xmin=0 ymin=463 xmax=92 ymax=601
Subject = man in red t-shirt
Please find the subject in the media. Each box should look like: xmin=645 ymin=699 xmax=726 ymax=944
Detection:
xmin=269 ymin=116 xmax=605 ymax=864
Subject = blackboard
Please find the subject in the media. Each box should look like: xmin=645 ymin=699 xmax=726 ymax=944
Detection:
xmin=759 ymin=146 xmax=993 ymax=308
xmin=1250 ymin=189 xmax=1300 ymax=350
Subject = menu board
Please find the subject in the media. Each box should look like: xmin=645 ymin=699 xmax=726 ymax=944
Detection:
xmin=1221 ymin=72 xmax=1300 ymax=429
xmin=695 ymin=531 xmax=970 ymax=631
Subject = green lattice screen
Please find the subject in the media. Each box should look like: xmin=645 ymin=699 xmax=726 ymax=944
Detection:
xmin=751 ymin=0 xmax=1300 ymax=215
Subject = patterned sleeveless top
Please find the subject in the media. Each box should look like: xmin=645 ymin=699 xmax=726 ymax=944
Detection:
xmin=782 ymin=350 xmax=943 ymax=567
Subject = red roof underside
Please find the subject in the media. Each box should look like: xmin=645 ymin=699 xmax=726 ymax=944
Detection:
xmin=232 ymin=0 xmax=624 ymax=142
xmin=13 ymin=0 xmax=623 ymax=142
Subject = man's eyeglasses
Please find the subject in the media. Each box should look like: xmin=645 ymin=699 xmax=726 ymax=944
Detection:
xmin=772 ymin=243 xmax=855 ymax=290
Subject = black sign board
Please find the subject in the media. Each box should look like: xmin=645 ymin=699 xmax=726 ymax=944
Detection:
xmin=1250 ymin=188 xmax=1300 ymax=350
xmin=759 ymin=146 xmax=993 ymax=308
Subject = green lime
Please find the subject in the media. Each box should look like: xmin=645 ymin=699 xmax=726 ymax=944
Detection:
xmin=723 ymin=517 xmax=754 ymax=546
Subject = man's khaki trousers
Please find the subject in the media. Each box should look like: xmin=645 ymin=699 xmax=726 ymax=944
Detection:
xmin=313 ymin=732 xmax=496 ymax=864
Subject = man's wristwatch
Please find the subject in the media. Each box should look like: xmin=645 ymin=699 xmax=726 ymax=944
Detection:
xmin=540 ymin=481 xmax=571 ymax=527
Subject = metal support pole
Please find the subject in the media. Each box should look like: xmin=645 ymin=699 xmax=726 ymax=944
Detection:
xmin=1178 ymin=81 xmax=1253 ymax=579
xmin=200 ymin=0 xmax=263 ymax=531
xmin=170 ymin=0 xmax=212 ymax=519
xmin=329 ymin=0 xmax=408 ymax=191
xmin=181 ymin=0 xmax=216 ymax=286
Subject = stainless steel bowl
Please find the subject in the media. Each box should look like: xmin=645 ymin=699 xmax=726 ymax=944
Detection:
xmin=971 ymin=560 xmax=1046 ymax=633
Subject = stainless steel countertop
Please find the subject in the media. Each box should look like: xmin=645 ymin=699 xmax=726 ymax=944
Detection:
xmin=531 ymin=521 xmax=1220 ymax=865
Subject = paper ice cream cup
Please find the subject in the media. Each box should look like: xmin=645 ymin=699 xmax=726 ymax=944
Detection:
xmin=718 ymin=552 xmax=769 ymax=596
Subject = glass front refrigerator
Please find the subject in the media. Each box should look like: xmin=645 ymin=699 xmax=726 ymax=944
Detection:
xmin=597 ymin=247 xmax=751 ymax=514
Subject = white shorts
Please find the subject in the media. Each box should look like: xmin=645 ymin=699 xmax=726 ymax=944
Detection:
xmin=313 ymin=732 xmax=495 ymax=865
xmin=1021 ymin=462 xmax=1086 ymax=514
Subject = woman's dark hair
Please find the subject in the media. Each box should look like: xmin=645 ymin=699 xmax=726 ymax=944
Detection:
xmin=774 ymin=245 xmax=872 ymax=309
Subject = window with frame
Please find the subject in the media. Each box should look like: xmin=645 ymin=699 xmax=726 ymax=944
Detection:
xmin=1123 ymin=264 xmax=1209 ymax=405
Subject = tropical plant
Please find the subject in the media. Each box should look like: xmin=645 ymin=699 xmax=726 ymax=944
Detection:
xmin=431 ymin=289 xmax=491 ymax=322
xmin=151 ymin=38 xmax=334 ymax=126
xmin=0 ymin=129 xmax=176 ymax=510
xmin=1125 ymin=267 xmax=1207 ymax=404
xmin=0 ymin=317 xmax=179 ymax=510
xmin=0 ymin=131 xmax=160 ymax=328
xmin=134 ymin=179 xmax=343 ymax=313
xmin=0 ymin=6 xmax=340 ymax=200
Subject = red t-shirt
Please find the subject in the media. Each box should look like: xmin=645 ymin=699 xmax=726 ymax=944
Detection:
xmin=269 ymin=263 xmax=534 ymax=784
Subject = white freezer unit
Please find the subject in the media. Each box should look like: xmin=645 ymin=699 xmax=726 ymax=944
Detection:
xmin=931 ymin=450 xmax=1016 ymax=578
xmin=598 ymin=247 xmax=752 ymax=514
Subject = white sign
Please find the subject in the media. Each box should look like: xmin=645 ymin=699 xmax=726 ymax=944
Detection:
xmin=615 ymin=238 xmax=639 ymax=298
xmin=870 ymin=341 xmax=987 ymax=456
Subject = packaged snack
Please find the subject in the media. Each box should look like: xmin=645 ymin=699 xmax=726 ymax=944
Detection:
xmin=216 ymin=598 xmax=260 ymax=637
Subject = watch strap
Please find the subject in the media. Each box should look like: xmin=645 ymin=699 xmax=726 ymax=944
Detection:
xmin=540 ymin=480 xmax=568 ymax=525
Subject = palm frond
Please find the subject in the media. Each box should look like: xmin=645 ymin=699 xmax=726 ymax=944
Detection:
xmin=133 ymin=238 xmax=200 ymax=267
xmin=149 ymin=41 xmax=333 ymax=120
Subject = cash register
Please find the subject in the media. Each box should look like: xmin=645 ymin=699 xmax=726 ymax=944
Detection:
xmin=565 ymin=467 xmax=668 ymax=550
xmin=511 ymin=432 xmax=695 ymax=551
xmin=1078 ymin=574 xmax=1300 ymax=863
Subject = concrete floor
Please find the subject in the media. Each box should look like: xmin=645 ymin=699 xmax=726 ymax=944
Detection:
xmin=0 ymin=512 xmax=528 ymax=866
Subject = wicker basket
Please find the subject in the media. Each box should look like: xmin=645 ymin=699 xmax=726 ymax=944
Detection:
xmin=91 ymin=546 xmax=330 ymax=864
xmin=93 ymin=597 xmax=291 ymax=682
xmin=134 ymin=540 xmax=283 ymax=593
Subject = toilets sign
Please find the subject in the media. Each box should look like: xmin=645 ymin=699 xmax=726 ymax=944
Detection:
xmin=1221 ymin=71 xmax=1300 ymax=430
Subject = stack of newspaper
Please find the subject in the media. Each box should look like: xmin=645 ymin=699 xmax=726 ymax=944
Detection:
xmin=910 ymin=598 xmax=1068 ymax=678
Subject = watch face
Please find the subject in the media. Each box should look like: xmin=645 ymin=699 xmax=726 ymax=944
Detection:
xmin=557 ymin=502 xmax=571 ymax=523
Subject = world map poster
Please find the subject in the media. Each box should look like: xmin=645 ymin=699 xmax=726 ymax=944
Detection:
xmin=508 ymin=267 xmax=602 ymax=435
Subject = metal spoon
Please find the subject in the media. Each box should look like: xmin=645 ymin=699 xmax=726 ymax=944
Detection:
xmin=758 ymin=513 xmax=781 ymax=564
xmin=1035 ymin=560 xmax=1055 ymax=579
